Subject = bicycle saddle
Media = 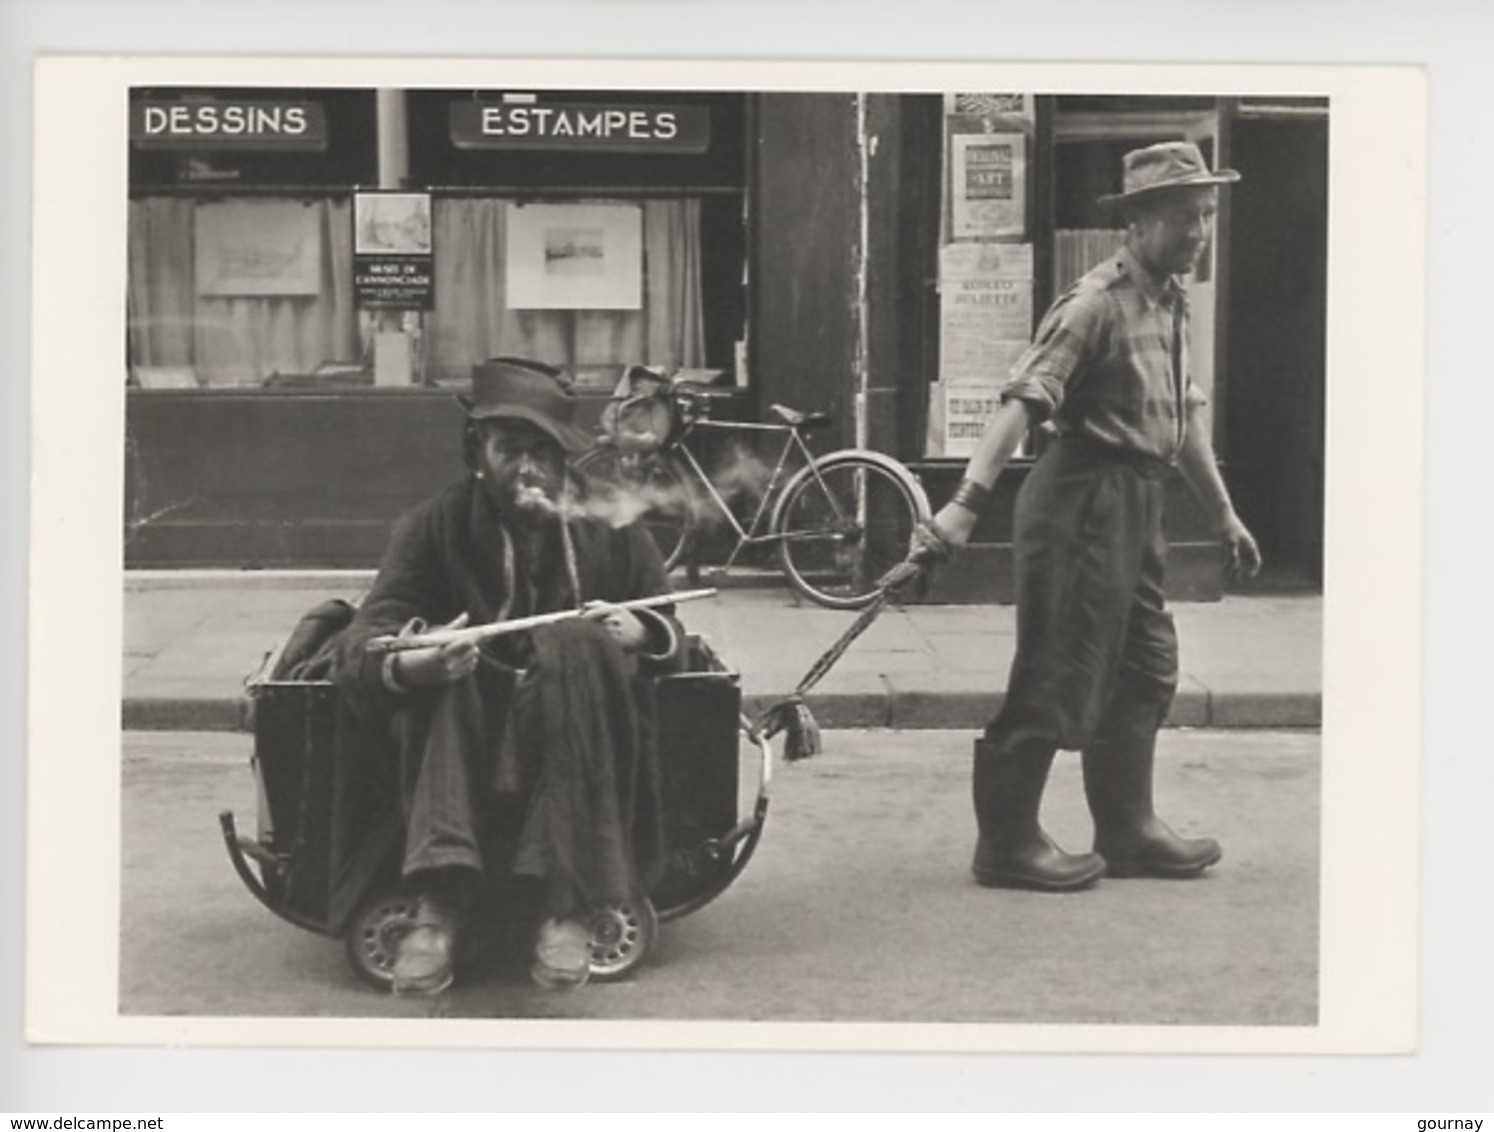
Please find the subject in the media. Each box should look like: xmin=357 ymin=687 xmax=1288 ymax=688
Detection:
xmin=768 ymin=403 xmax=832 ymax=431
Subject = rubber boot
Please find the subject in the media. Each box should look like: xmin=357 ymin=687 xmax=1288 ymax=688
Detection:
xmin=1082 ymin=736 xmax=1222 ymax=878
xmin=971 ymin=739 xmax=1106 ymax=891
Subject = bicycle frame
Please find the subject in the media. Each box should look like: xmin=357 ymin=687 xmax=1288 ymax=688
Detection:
xmin=666 ymin=416 xmax=843 ymax=570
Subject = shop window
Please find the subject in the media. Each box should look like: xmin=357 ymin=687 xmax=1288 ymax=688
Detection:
xmin=420 ymin=196 xmax=708 ymax=391
xmin=127 ymin=196 xmax=360 ymax=388
xmin=126 ymin=88 xmax=748 ymax=393
xmin=125 ymin=192 xmax=717 ymax=390
xmin=407 ymin=89 xmax=748 ymax=391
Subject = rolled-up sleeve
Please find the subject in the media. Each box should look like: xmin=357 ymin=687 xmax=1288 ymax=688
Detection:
xmin=1000 ymin=288 xmax=1107 ymax=422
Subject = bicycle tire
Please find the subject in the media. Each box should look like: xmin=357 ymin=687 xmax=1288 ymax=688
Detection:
xmin=771 ymin=453 xmax=926 ymax=610
xmin=573 ymin=445 xmax=696 ymax=573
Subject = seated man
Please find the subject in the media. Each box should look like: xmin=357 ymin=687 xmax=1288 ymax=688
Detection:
xmin=328 ymin=357 xmax=681 ymax=995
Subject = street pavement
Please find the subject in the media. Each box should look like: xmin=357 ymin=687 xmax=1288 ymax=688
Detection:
xmin=122 ymin=570 xmax=1323 ymax=734
xmin=115 ymin=571 xmax=1325 ymax=1040
xmin=121 ymin=727 xmax=1319 ymax=1033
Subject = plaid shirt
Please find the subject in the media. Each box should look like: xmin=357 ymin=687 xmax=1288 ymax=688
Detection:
xmin=1000 ymin=244 xmax=1205 ymax=463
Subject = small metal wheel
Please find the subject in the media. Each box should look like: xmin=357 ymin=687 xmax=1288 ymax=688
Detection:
xmin=343 ymin=888 xmax=421 ymax=991
xmin=585 ymin=897 xmax=658 ymax=982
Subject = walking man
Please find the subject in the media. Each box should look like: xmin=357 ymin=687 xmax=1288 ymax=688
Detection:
xmin=919 ymin=142 xmax=1262 ymax=891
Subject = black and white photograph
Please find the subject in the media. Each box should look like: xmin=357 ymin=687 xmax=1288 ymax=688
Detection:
xmin=25 ymin=52 xmax=1426 ymax=1072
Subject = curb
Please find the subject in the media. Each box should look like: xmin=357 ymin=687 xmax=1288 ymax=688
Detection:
xmin=122 ymin=566 xmax=786 ymax=593
xmin=122 ymin=689 xmax=1322 ymax=735
xmin=123 ymin=696 xmax=251 ymax=734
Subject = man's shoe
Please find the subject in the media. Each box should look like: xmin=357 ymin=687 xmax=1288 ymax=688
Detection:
xmin=972 ymin=832 xmax=1106 ymax=891
xmin=391 ymin=898 xmax=459 ymax=997
xmin=531 ymin=917 xmax=592 ymax=991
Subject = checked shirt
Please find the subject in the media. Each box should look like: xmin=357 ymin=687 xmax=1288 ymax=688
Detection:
xmin=999 ymin=244 xmax=1204 ymax=465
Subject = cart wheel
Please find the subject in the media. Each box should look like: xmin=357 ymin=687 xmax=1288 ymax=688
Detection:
xmin=344 ymin=888 xmax=421 ymax=991
xmin=585 ymin=897 xmax=658 ymax=982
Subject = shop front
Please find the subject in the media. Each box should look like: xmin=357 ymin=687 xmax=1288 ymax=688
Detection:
xmin=125 ymin=86 xmax=1326 ymax=601
xmin=126 ymin=86 xmax=750 ymax=566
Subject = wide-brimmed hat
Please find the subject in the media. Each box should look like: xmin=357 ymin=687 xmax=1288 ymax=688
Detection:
xmin=1099 ymin=141 xmax=1240 ymax=206
xmin=457 ymin=357 xmax=594 ymax=454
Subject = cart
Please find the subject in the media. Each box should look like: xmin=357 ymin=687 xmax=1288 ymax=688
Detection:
xmin=220 ymin=631 xmax=772 ymax=990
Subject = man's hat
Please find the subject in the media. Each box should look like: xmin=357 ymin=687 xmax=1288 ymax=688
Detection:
xmin=457 ymin=357 xmax=594 ymax=454
xmin=1099 ymin=141 xmax=1240 ymax=206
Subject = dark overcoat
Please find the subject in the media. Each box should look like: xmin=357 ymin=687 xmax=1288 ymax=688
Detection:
xmin=326 ymin=478 xmax=678 ymax=935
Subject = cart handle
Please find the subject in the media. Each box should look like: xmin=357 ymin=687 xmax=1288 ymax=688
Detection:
xmin=218 ymin=811 xmax=329 ymax=936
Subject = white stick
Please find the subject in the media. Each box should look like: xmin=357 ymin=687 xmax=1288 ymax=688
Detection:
xmin=365 ymin=588 xmax=718 ymax=653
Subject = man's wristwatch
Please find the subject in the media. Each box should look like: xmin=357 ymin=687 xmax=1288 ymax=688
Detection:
xmin=950 ymin=477 xmax=991 ymax=514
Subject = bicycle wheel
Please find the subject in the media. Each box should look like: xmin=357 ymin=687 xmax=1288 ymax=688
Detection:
xmin=772 ymin=453 xmax=925 ymax=609
xmin=573 ymin=446 xmax=695 ymax=572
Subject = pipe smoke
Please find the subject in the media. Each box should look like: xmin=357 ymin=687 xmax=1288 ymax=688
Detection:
xmin=566 ymin=440 xmax=781 ymax=531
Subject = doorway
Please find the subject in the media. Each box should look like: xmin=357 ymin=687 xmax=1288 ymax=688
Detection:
xmin=1223 ymin=113 xmax=1329 ymax=588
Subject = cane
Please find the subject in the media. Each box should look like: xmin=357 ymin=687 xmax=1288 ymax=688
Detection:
xmin=364 ymin=589 xmax=718 ymax=654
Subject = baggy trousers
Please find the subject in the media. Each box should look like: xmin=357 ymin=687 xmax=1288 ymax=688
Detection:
xmin=396 ymin=673 xmax=501 ymax=879
xmin=984 ymin=437 xmax=1180 ymax=759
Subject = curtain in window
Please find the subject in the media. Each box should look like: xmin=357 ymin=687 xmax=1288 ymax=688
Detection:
xmin=127 ymin=195 xmax=703 ymax=388
xmin=1054 ymin=228 xmax=1125 ymax=295
xmin=127 ymin=197 xmax=358 ymax=386
xmin=424 ymin=197 xmax=704 ymax=386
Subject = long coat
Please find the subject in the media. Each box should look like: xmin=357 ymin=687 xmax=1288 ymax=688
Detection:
xmin=326 ymin=477 xmax=678 ymax=935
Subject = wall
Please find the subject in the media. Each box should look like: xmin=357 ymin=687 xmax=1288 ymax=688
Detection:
xmin=750 ymin=93 xmax=860 ymax=452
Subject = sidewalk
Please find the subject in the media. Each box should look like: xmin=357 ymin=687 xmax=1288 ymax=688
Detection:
xmin=122 ymin=570 xmax=1322 ymax=733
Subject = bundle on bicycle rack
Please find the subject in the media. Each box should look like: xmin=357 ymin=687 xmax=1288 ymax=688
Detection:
xmin=599 ymin=364 xmax=677 ymax=454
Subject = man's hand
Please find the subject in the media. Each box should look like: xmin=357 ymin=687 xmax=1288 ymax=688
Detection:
xmin=931 ymin=501 xmax=979 ymax=553
xmin=391 ymin=612 xmax=480 ymax=687
xmin=877 ymin=517 xmax=959 ymax=592
xmin=1222 ymin=513 xmax=1263 ymax=583
xmin=582 ymin=603 xmax=649 ymax=651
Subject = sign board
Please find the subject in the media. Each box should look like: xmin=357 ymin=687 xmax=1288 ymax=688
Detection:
xmin=946 ymin=93 xmax=1036 ymax=122
xmin=938 ymin=243 xmax=1033 ymax=383
xmin=354 ymin=193 xmax=434 ymax=310
xmin=354 ymin=256 xmax=434 ymax=310
xmin=951 ymin=132 xmax=1026 ymax=239
xmin=131 ymin=100 xmax=328 ymax=150
xmin=451 ymin=100 xmax=710 ymax=153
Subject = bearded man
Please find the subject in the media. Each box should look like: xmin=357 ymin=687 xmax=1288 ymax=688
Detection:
xmin=328 ymin=358 xmax=680 ymax=994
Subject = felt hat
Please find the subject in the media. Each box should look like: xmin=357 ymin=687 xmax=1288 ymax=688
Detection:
xmin=1098 ymin=141 xmax=1240 ymax=206
xmin=457 ymin=357 xmax=594 ymax=454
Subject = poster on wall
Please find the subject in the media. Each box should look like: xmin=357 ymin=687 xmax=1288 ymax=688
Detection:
xmin=942 ymin=379 xmax=1007 ymax=459
xmin=355 ymin=192 xmax=432 ymax=255
xmin=505 ymin=202 xmax=643 ymax=310
xmin=944 ymin=92 xmax=1036 ymax=123
xmin=938 ymin=243 xmax=1033 ymax=383
xmin=194 ymin=200 xmax=321 ymax=297
xmin=353 ymin=192 xmax=435 ymax=310
xmin=950 ymin=132 xmax=1027 ymax=239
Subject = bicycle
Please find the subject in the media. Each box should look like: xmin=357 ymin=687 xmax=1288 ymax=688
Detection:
xmin=573 ymin=371 xmax=932 ymax=610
